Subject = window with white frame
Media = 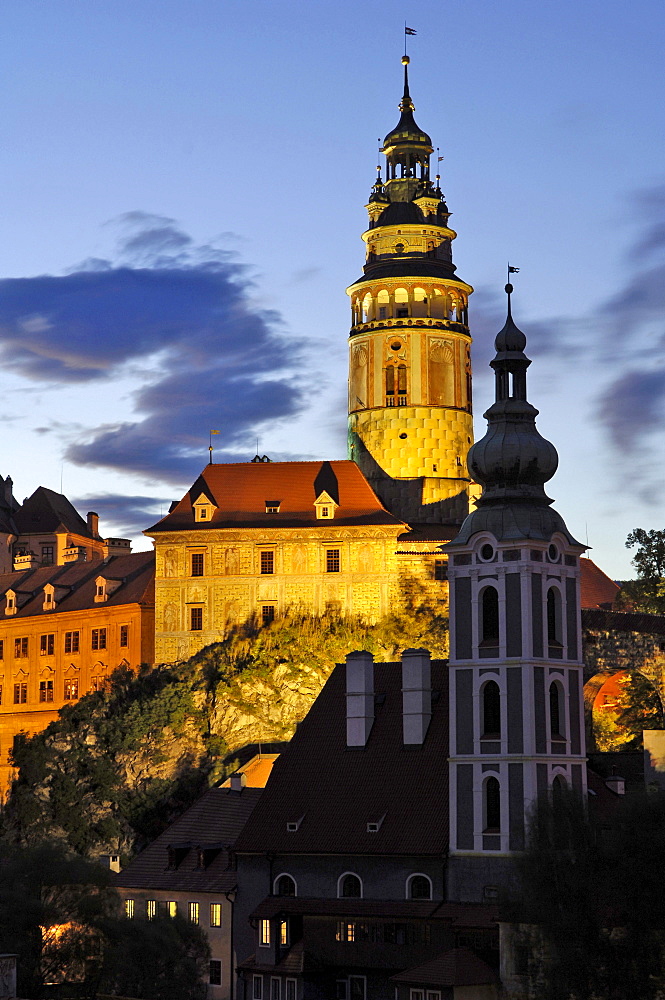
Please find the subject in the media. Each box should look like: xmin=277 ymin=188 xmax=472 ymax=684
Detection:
xmin=406 ymin=874 xmax=432 ymax=900
xmin=253 ymin=976 xmax=263 ymax=1000
xmin=259 ymin=919 xmax=271 ymax=946
xmin=338 ymin=872 xmax=362 ymax=898
xmin=484 ymin=775 xmax=501 ymax=832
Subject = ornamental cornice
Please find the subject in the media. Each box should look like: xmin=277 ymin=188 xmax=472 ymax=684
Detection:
xmin=361 ymin=223 xmax=456 ymax=244
xmin=349 ymin=320 xmax=471 ymax=340
xmin=153 ymin=526 xmax=402 ymax=542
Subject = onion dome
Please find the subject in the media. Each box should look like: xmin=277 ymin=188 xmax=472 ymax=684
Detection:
xmin=376 ymin=200 xmax=427 ymax=226
xmin=382 ymin=57 xmax=432 ymax=153
xmin=368 ymin=167 xmax=389 ymax=204
xmin=450 ymin=284 xmax=581 ymax=546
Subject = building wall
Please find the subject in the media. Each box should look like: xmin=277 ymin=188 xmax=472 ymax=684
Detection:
xmin=153 ymin=527 xmax=404 ymax=663
xmin=0 ymin=601 xmax=153 ymax=788
xmin=116 ymin=887 xmax=232 ymax=999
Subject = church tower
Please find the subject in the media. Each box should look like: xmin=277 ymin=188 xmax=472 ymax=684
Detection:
xmin=347 ymin=57 xmax=474 ymax=526
xmin=444 ymin=286 xmax=587 ymax=900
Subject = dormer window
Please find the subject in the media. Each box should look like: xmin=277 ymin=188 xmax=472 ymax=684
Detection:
xmin=94 ymin=577 xmax=107 ymax=603
xmin=42 ymin=583 xmax=58 ymax=611
xmin=5 ymin=590 xmax=16 ymax=616
xmin=314 ymin=491 xmax=337 ymax=520
xmin=265 ymin=501 xmax=281 ymax=514
xmin=192 ymin=492 xmax=216 ymax=523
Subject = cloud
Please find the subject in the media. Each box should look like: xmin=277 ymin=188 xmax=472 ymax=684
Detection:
xmin=73 ymin=492 xmax=171 ymax=539
xmin=0 ymin=213 xmax=304 ymax=483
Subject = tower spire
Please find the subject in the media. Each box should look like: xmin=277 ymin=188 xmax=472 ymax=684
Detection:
xmin=400 ymin=55 xmax=414 ymax=112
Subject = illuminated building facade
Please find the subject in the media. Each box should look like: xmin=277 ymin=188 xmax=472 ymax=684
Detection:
xmin=347 ymin=57 xmax=475 ymax=528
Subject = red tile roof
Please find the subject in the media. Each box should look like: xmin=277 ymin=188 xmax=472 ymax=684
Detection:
xmin=580 ymin=558 xmax=620 ymax=609
xmin=234 ymin=660 xmax=449 ymax=856
xmin=0 ymin=551 xmax=154 ymax=619
xmin=115 ymin=786 xmax=263 ymax=893
xmin=145 ymin=461 xmax=405 ymax=532
xmin=391 ymin=947 xmax=497 ymax=986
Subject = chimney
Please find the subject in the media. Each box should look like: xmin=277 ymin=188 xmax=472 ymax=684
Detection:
xmin=346 ymin=650 xmax=374 ymax=747
xmin=87 ymin=512 xmax=99 ymax=538
xmin=99 ymin=853 xmax=121 ymax=873
xmin=401 ymin=648 xmax=432 ymax=745
xmin=606 ymin=771 xmax=625 ymax=795
xmin=230 ymin=771 xmax=246 ymax=791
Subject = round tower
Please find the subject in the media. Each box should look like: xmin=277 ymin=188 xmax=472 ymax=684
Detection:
xmin=347 ymin=57 xmax=474 ymax=526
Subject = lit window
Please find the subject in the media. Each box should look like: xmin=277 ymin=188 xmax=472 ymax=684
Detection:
xmin=326 ymin=549 xmax=340 ymax=573
xmin=120 ymin=624 xmax=129 ymax=647
xmin=259 ymin=919 xmax=271 ymax=946
xmin=40 ymin=634 xmax=55 ymax=656
xmin=191 ymin=553 xmax=204 ymax=577
xmin=260 ymin=551 xmax=275 ymax=574
xmin=64 ymin=631 xmax=80 ymax=654
xmin=210 ymin=961 xmax=222 ymax=987
xmin=188 ymin=901 xmax=200 ymax=924
xmin=261 ymin=605 xmax=275 ymax=626
xmin=266 ymin=502 xmax=281 ymax=514
xmin=91 ymin=628 xmax=107 ymax=651
xmin=190 ymin=607 xmax=203 ymax=631
xmin=146 ymin=900 xmax=156 ymax=920
xmin=280 ymin=920 xmax=289 ymax=946
xmin=125 ymin=898 xmax=135 ymax=919
xmin=210 ymin=903 xmax=222 ymax=927
xmin=64 ymin=679 xmax=79 ymax=701
xmin=166 ymin=901 xmax=177 ymax=917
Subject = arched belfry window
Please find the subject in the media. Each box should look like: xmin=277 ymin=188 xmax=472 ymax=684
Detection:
xmin=547 ymin=587 xmax=563 ymax=659
xmin=386 ymin=365 xmax=408 ymax=406
xmin=549 ymin=681 xmax=565 ymax=740
xmin=479 ymin=587 xmax=499 ymax=657
xmin=482 ymin=681 xmax=501 ymax=737
xmin=552 ymin=774 xmax=567 ymax=798
xmin=484 ymin=777 xmax=501 ymax=832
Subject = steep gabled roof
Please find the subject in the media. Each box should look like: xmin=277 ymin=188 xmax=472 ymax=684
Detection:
xmin=145 ymin=461 xmax=405 ymax=533
xmin=0 ymin=551 xmax=154 ymax=618
xmin=391 ymin=947 xmax=498 ymax=987
xmin=13 ymin=487 xmax=93 ymax=538
xmin=234 ymin=660 xmax=449 ymax=857
xmin=115 ymin=786 xmax=263 ymax=893
xmin=580 ymin=558 xmax=620 ymax=609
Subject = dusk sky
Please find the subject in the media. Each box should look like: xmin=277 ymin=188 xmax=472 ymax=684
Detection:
xmin=2 ymin=0 xmax=665 ymax=578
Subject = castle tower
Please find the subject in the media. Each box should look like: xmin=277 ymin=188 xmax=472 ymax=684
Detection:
xmin=347 ymin=57 xmax=474 ymax=526
xmin=444 ymin=286 xmax=588 ymax=901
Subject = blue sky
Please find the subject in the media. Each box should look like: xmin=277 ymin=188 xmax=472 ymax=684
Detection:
xmin=1 ymin=0 xmax=664 ymax=577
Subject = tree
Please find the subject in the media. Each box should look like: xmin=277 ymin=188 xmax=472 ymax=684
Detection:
xmin=618 ymin=528 xmax=665 ymax=613
xmin=512 ymin=788 xmax=665 ymax=1000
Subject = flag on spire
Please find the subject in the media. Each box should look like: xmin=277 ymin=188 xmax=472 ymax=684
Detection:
xmin=405 ymin=26 xmax=417 ymax=35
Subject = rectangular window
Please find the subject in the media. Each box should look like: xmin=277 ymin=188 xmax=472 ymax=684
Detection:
xmin=271 ymin=979 xmax=281 ymax=1000
xmin=260 ymin=551 xmax=274 ymax=575
xmin=410 ymin=992 xmax=424 ymax=1000
xmin=14 ymin=637 xmax=28 ymax=658
xmin=326 ymin=549 xmax=340 ymax=573
xmin=120 ymin=624 xmax=129 ymax=647
xmin=166 ymin=900 xmax=177 ymax=917
xmin=0 ymin=684 xmax=2 ymax=705
xmin=91 ymin=628 xmax=107 ymax=650
xmin=124 ymin=899 xmax=135 ymax=919
xmin=348 ymin=978 xmax=365 ymax=1000
xmin=190 ymin=607 xmax=203 ymax=631
xmin=259 ymin=919 xmax=271 ymax=946
xmin=280 ymin=920 xmax=289 ymax=946
xmin=210 ymin=903 xmax=222 ymax=927
xmin=42 ymin=546 xmax=54 ymax=565
xmin=285 ymin=980 xmax=296 ymax=1000
xmin=39 ymin=680 xmax=54 ymax=703
xmin=146 ymin=900 xmax=157 ymax=920
xmin=0 ymin=640 xmax=4 ymax=659
xmin=210 ymin=961 xmax=222 ymax=987
xmin=64 ymin=678 xmax=79 ymax=701
xmin=336 ymin=982 xmax=348 ymax=1000
xmin=13 ymin=682 xmax=27 ymax=704
xmin=253 ymin=976 xmax=263 ymax=1000
xmin=261 ymin=605 xmax=275 ymax=627
xmin=40 ymin=634 xmax=55 ymax=656
xmin=188 ymin=901 xmax=199 ymax=924
xmin=64 ymin=631 xmax=80 ymax=654
xmin=434 ymin=559 xmax=446 ymax=581
xmin=335 ymin=921 xmax=355 ymax=943
xmin=191 ymin=553 xmax=204 ymax=577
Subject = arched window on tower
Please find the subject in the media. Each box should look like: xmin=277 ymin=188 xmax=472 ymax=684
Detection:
xmin=482 ymin=681 xmax=501 ymax=737
xmin=484 ymin=776 xmax=501 ymax=832
xmin=397 ymin=364 xmax=408 ymax=404
xmin=552 ymin=774 xmax=567 ymax=799
xmin=479 ymin=587 xmax=499 ymax=657
xmin=549 ymin=681 xmax=565 ymax=742
xmin=386 ymin=365 xmax=395 ymax=404
xmin=547 ymin=587 xmax=563 ymax=659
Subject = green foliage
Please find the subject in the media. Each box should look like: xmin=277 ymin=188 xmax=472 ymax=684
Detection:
xmin=513 ymin=789 xmax=665 ymax=1000
xmin=619 ymin=528 xmax=665 ymax=613
xmin=2 ymin=578 xmax=447 ymax=856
